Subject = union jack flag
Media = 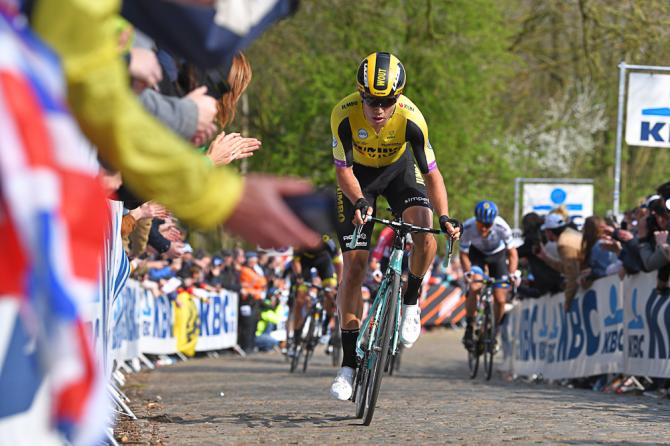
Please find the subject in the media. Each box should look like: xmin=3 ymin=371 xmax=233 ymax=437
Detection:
xmin=0 ymin=5 xmax=110 ymax=445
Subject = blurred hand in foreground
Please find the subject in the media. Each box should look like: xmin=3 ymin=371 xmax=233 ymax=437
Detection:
xmin=186 ymin=86 xmax=218 ymax=145
xmin=224 ymin=174 xmax=321 ymax=249
xmin=129 ymin=48 xmax=162 ymax=89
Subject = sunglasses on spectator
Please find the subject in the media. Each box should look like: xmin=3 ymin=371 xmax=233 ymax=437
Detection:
xmin=361 ymin=94 xmax=397 ymax=108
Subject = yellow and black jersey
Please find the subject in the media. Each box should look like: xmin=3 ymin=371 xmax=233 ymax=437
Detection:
xmin=330 ymin=93 xmax=436 ymax=173
xmin=294 ymin=235 xmax=339 ymax=262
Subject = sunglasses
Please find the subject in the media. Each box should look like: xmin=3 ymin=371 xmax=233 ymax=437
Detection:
xmin=361 ymin=94 xmax=397 ymax=108
xmin=476 ymin=221 xmax=493 ymax=230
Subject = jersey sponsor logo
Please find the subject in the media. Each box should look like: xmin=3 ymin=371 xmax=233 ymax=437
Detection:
xmin=341 ymin=100 xmax=357 ymax=110
xmin=398 ymin=102 xmax=415 ymax=112
xmin=332 ymin=136 xmax=338 ymax=148
xmin=336 ymin=189 xmax=346 ymax=223
xmin=404 ymin=196 xmax=429 ymax=206
xmin=358 ymin=128 xmax=368 ymax=139
xmin=354 ymin=143 xmax=400 ymax=158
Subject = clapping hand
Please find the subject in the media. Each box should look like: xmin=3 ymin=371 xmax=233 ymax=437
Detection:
xmin=207 ymin=131 xmax=262 ymax=166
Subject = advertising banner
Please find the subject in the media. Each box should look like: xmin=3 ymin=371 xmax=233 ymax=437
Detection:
xmin=625 ymin=72 xmax=670 ymax=148
xmin=522 ymin=183 xmax=593 ymax=221
xmin=513 ymin=275 xmax=624 ymax=379
xmin=139 ymin=290 xmax=176 ymax=355
xmin=194 ymin=288 xmax=238 ymax=352
xmin=623 ymin=272 xmax=670 ymax=378
xmin=110 ymin=281 xmax=141 ymax=364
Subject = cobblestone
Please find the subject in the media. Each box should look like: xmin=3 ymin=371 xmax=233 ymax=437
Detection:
xmin=115 ymin=330 xmax=670 ymax=445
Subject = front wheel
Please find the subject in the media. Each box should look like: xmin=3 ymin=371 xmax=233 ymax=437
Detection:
xmin=302 ymin=313 xmax=319 ymax=373
xmin=353 ymin=361 xmax=369 ymax=419
xmin=331 ymin=316 xmax=341 ymax=367
xmin=362 ymin=272 xmax=399 ymax=426
xmin=482 ymin=297 xmax=496 ymax=381
xmin=467 ymin=335 xmax=480 ymax=379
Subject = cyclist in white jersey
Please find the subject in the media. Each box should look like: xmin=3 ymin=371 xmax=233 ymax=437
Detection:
xmin=459 ymin=200 xmax=519 ymax=349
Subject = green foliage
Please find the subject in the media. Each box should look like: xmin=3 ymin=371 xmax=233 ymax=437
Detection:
xmin=236 ymin=0 xmax=670 ymax=227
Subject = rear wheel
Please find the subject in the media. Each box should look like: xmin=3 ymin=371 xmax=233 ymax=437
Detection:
xmin=363 ymin=273 xmax=399 ymax=426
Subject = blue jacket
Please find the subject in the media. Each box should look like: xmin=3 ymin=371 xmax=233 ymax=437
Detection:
xmin=121 ymin=0 xmax=298 ymax=69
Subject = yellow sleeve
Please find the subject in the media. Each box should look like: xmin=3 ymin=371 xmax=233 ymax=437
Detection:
xmin=32 ymin=0 xmax=243 ymax=229
xmin=401 ymin=97 xmax=436 ymax=173
xmin=330 ymin=104 xmax=351 ymax=167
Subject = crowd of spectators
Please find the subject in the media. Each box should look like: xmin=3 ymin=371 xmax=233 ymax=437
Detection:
xmin=515 ymin=181 xmax=670 ymax=395
xmin=517 ymin=180 xmax=670 ymax=304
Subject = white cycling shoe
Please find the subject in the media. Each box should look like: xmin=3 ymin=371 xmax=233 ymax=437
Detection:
xmin=400 ymin=304 xmax=421 ymax=348
xmin=329 ymin=366 xmax=354 ymax=401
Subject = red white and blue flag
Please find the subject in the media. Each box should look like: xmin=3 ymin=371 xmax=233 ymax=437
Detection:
xmin=0 ymin=5 xmax=110 ymax=445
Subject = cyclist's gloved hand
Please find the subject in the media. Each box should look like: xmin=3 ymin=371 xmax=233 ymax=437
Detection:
xmin=439 ymin=215 xmax=462 ymax=239
xmin=353 ymin=197 xmax=372 ymax=225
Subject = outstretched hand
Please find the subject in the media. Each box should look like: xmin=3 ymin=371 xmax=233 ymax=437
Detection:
xmin=224 ymin=174 xmax=321 ymax=249
xmin=207 ymin=131 xmax=262 ymax=166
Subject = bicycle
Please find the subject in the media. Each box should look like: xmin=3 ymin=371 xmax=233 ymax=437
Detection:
xmin=329 ymin=314 xmax=342 ymax=367
xmin=289 ymin=282 xmax=332 ymax=373
xmin=465 ymin=273 xmax=511 ymax=381
xmin=347 ymin=215 xmax=456 ymax=425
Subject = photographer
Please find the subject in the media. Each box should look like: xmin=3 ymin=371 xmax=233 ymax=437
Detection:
xmin=517 ymin=212 xmax=563 ymax=298
xmin=638 ymin=196 xmax=670 ymax=288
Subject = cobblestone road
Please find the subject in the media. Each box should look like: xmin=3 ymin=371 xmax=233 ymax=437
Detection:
xmin=116 ymin=329 xmax=670 ymax=445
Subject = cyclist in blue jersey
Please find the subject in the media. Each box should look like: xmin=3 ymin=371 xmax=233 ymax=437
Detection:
xmin=459 ymin=200 xmax=519 ymax=349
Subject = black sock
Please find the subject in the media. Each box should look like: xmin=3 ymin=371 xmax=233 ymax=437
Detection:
xmin=341 ymin=329 xmax=359 ymax=369
xmin=322 ymin=314 xmax=332 ymax=333
xmin=465 ymin=316 xmax=474 ymax=328
xmin=403 ymin=273 xmax=423 ymax=305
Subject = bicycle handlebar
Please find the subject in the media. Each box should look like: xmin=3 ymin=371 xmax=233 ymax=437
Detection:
xmin=464 ymin=272 xmax=513 ymax=287
xmin=347 ymin=216 xmax=457 ymax=268
xmin=301 ymin=281 xmax=335 ymax=293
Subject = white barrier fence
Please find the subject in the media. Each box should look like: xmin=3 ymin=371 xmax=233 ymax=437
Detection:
xmin=501 ymin=272 xmax=670 ymax=379
xmin=112 ymin=280 xmax=239 ymax=360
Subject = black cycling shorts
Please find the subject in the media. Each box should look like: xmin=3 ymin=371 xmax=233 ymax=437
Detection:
xmin=300 ymin=253 xmax=336 ymax=285
xmin=468 ymin=245 xmax=509 ymax=280
xmin=336 ymin=150 xmax=430 ymax=252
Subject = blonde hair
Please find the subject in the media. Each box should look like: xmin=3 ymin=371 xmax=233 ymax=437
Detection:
xmin=218 ymin=53 xmax=252 ymax=128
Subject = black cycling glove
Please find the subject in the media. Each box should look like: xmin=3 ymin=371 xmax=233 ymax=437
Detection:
xmin=354 ymin=197 xmax=371 ymax=221
xmin=439 ymin=215 xmax=462 ymax=235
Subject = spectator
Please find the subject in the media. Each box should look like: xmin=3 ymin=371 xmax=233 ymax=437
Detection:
xmin=31 ymin=0 xmax=320 ymax=249
xmin=255 ymin=292 xmax=283 ymax=352
xmin=639 ymin=196 xmax=670 ymax=288
xmin=579 ymin=216 xmax=618 ymax=287
xmin=517 ymin=212 xmax=563 ymax=298
xmin=238 ymin=252 xmax=268 ymax=352
xmin=536 ymin=213 xmax=582 ymax=309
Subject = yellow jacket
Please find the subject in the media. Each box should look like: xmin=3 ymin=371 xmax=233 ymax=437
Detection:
xmin=32 ymin=0 xmax=243 ymax=228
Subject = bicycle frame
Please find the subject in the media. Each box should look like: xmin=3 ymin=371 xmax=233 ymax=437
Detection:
xmin=355 ymin=241 xmax=403 ymax=361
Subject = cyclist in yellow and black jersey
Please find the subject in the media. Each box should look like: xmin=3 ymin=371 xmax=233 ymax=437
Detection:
xmin=290 ymin=235 xmax=342 ymax=352
xmin=329 ymin=52 xmax=461 ymax=400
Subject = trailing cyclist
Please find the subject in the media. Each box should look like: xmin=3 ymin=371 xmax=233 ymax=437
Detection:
xmin=289 ymin=234 xmax=341 ymax=355
xmin=459 ymin=200 xmax=519 ymax=350
xmin=329 ymin=52 xmax=461 ymax=400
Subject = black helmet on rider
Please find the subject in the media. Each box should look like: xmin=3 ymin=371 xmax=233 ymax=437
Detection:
xmin=356 ymin=52 xmax=406 ymax=108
